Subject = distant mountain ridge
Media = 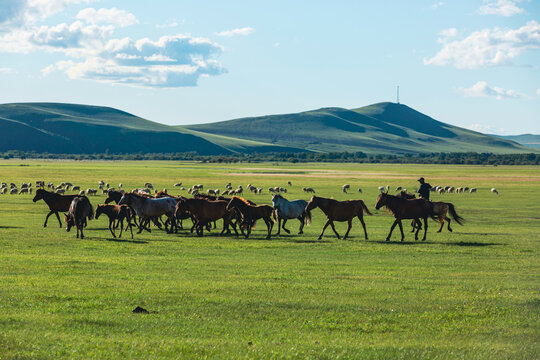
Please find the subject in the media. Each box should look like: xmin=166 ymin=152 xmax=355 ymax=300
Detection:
xmin=495 ymin=134 xmax=540 ymax=149
xmin=0 ymin=102 xmax=535 ymax=155
xmin=183 ymin=102 xmax=533 ymax=154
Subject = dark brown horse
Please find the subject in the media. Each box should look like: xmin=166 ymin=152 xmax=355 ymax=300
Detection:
xmin=175 ymin=198 xmax=238 ymax=236
xmin=33 ymin=189 xmax=78 ymax=227
xmin=375 ymin=192 xmax=434 ymax=242
xmin=305 ymin=196 xmax=372 ymax=240
xmin=64 ymin=196 xmax=93 ymax=239
xmin=95 ymin=204 xmax=134 ymax=239
xmin=226 ymin=196 xmax=274 ymax=239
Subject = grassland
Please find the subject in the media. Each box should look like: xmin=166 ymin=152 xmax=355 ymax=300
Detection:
xmin=0 ymin=160 xmax=538 ymax=359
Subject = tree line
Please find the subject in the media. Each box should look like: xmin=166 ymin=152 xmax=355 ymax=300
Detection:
xmin=1 ymin=150 xmax=539 ymax=165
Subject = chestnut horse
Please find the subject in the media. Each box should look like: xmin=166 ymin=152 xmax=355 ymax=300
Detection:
xmin=95 ymin=204 xmax=134 ymax=239
xmin=226 ymin=196 xmax=275 ymax=239
xmin=305 ymin=196 xmax=372 ymax=240
xmin=375 ymin=192 xmax=434 ymax=242
xmin=175 ymin=198 xmax=238 ymax=236
xmin=33 ymin=189 xmax=78 ymax=228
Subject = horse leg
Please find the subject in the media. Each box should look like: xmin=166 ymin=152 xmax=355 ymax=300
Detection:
xmin=118 ymin=218 xmax=124 ymax=238
xmin=343 ymin=219 xmax=352 ymax=240
xmin=414 ymin=219 xmax=421 ymax=240
xmin=358 ymin=215 xmax=368 ymax=240
xmin=276 ymin=217 xmax=281 ymax=235
xmin=437 ymin=218 xmax=444 ymax=233
xmin=55 ymin=211 xmax=62 ymax=228
xmin=298 ymin=216 xmax=304 ymax=234
xmin=265 ymin=217 xmax=272 ymax=239
xmin=281 ymin=219 xmax=290 ymax=234
xmin=422 ymin=217 xmax=428 ymax=241
xmin=410 ymin=219 xmax=416 ymax=233
xmin=44 ymin=210 xmax=55 ymax=227
xmin=386 ymin=219 xmax=399 ymax=241
xmin=446 ymin=218 xmax=452 ymax=232
xmin=109 ymin=219 xmax=116 ymax=238
xmin=398 ymin=220 xmax=405 ymax=241
xmin=329 ymin=220 xmax=341 ymax=240
xmin=318 ymin=220 xmax=331 ymax=240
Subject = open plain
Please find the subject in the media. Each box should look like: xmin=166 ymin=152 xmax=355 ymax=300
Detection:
xmin=0 ymin=160 xmax=538 ymax=359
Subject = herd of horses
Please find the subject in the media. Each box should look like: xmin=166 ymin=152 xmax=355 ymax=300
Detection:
xmin=31 ymin=187 xmax=464 ymax=242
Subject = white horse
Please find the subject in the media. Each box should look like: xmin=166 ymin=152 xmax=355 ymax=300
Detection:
xmin=271 ymin=194 xmax=311 ymax=235
xmin=119 ymin=193 xmax=177 ymax=233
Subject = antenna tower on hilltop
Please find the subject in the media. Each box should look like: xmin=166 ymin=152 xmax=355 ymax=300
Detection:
xmin=396 ymin=85 xmax=400 ymax=104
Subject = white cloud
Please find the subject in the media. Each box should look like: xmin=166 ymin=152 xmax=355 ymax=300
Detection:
xmin=536 ymin=89 xmax=540 ymax=97
xmin=43 ymin=34 xmax=226 ymax=87
xmin=477 ymin=0 xmax=524 ymax=17
xmin=432 ymin=2 xmax=444 ymax=10
xmin=438 ymin=28 xmax=458 ymax=39
xmin=0 ymin=1 xmax=227 ymax=87
xmin=156 ymin=21 xmax=179 ymax=29
xmin=425 ymin=21 xmax=540 ymax=68
xmin=216 ymin=27 xmax=255 ymax=37
xmin=467 ymin=123 xmax=508 ymax=134
xmin=459 ymin=81 xmax=529 ymax=100
xmin=76 ymin=8 xmax=139 ymax=27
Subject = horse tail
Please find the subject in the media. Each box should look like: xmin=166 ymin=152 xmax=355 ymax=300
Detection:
xmin=87 ymin=199 xmax=94 ymax=220
xmin=360 ymin=200 xmax=373 ymax=216
xmin=304 ymin=208 xmax=312 ymax=225
xmin=447 ymin=203 xmax=465 ymax=225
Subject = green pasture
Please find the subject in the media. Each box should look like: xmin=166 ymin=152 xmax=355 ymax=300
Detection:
xmin=0 ymin=160 xmax=538 ymax=359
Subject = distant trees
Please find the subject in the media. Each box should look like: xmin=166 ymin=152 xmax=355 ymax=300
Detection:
xmin=0 ymin=150 xmax=538 ymax=165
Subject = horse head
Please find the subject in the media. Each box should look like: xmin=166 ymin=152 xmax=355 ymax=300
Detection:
xmin=95 ymin=205 xmax=104 ymax=219
xmin=118 ymin=194 xmax=129 ymax=205
xmin=375 ymin=193 xmax=388 ymax=210
xmin=64 ymin=213 xmax=74 ymax=232
xmin=305 ymin=195 xmax=318 ymax=212
xmin=33 ymin=188 xmax=45 ymax=202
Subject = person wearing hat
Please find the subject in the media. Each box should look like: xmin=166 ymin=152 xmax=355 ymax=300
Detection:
xmin=417 ymin=177 xmax=431 ymax=200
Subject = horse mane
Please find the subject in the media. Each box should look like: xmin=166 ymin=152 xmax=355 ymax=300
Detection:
xmin=231 ymin=195 xmax=252 ymax=205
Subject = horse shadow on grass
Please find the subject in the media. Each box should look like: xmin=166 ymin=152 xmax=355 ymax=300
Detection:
xmin=106 ymin=237 xmax=148 ymax=244
xmin=374 ymin=239 xmax=502 ymax=247
xmin=0 ymin=225 xmax=23 ymax=229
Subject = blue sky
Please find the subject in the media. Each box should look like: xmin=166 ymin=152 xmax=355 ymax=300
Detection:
xmin=0 ymin=0 xmax=539 ymax=134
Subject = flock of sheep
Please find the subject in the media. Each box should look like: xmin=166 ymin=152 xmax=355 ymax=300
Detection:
xmin=0 ymin=180 xmax=500 ymax=197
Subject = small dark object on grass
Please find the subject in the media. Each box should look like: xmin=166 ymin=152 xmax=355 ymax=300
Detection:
xmin=248 ymin=341 xmax=253 ymax=346
xmin=132 ymin=306 xmax=149 ymax=314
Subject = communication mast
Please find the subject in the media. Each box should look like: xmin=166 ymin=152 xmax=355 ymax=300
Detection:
xmin=396 ymin=85 xmax=400 ymax=104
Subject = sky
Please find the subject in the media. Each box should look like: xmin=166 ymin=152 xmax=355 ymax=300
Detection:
xmin=0 ymin=0 xmax=539 ymax=135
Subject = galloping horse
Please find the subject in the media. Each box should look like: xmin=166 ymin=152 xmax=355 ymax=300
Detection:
xmin=33 ymin=189 xmax=78 ymax=227
xmin=375 ymin=192 xmax=434 ymax=242
xmin=64 ymin=196 xmax=93 ymax=239
xmin=118 ymin=193 xmax=177 ymax=234
xmin=305 ymin=196 xmax=372 ymax=240
xmin=226 ymin=196 xmax=274 ymax=239
xmin=271 ymin=194 xmax=310 ymax=235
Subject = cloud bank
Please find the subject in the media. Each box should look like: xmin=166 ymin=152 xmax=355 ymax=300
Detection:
xmin=459 ymin=81 xmax=529 ymax=100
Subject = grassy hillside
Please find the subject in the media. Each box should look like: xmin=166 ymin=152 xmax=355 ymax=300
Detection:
xmin=497 ymin=134 xmax=540 ymax=149
xmin=184 ymin=102 xmax=534 ymax=154
xmin=0 ymin=103 xmax=230 ymax=155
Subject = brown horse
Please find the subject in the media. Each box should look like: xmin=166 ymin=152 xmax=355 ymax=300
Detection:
xmin=305 ymin=196 xmax=372 ymax=240
xmin=33 ymin=189 xmax=78 ymax=228
xmin=95 ymin=204 xmax=134 ymax=239
xmin=395 ymin=191 xmax=464 ymax=233
xmin=64 ymin=196 xmax=93 ymax=239
xmin=226 ymin=196 xmax=275 ymax=239
xmin=175 ymin=198 xmax=238 ymax=237
xmin=375 ymin=192 xmax=434 ymax=242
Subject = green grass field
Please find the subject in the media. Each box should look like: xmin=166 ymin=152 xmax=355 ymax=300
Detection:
xmin=0 ymin=160 xmax=538 ymax=359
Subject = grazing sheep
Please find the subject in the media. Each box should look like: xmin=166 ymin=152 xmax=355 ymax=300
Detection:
xmin=287 ymin=181 xmax=292 ymax=186
xmin=145 ymin=183 xmax=154 ymax=189
xmin=358 ymin=188 xmax=362 ymax=193
xmin=378 ymin=186 xmax=385 ymax=193
xmin=98 ymin=180 xmax=105 ymax=186
xmin=86 ymin=188 xmax=97 ymax=196
xmin=174 ymin=182 xmax=182 ymax=187
xmin=72 ymin=185 xmax=80 ymax=191
xmin=464 ymin=187 xmax=469 ymax=192
xmin=470 ymin=188 xmax=477 ymax=193
xmin=55 ymin=188 xmax=65 ymax=194
xmin=491 ymin=188 xmax=499 ymax=195
xmin=79 ymin=190 xmax=85 ymax=196
xmin=98 ymin=184 xmax=104 ymax=190
xmin=1 ymin=188 xmax=7 ymax=194
xmin=342 ymin=184 xmax=350 ymax=193
xmin=119 ymin=183 xmax=123 ymax=188
xmin=19 ymin=188 xmax=30 ymax=194
xmin=10 ymin=188 xmax=18 ymax=195
xmin=303 ymin=187 xmax=315 ymax=194
xmin=395 ymin=186 xmax=402 ymax=191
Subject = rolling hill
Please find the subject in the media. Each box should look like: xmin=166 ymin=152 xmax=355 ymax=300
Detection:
xmin=183 ymin=102 xmax=533 ymax=154
xmin=496 ymin=134 xmax=540 ymax=149
xmin=0 ymin=102 xmax=535 ymax=155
